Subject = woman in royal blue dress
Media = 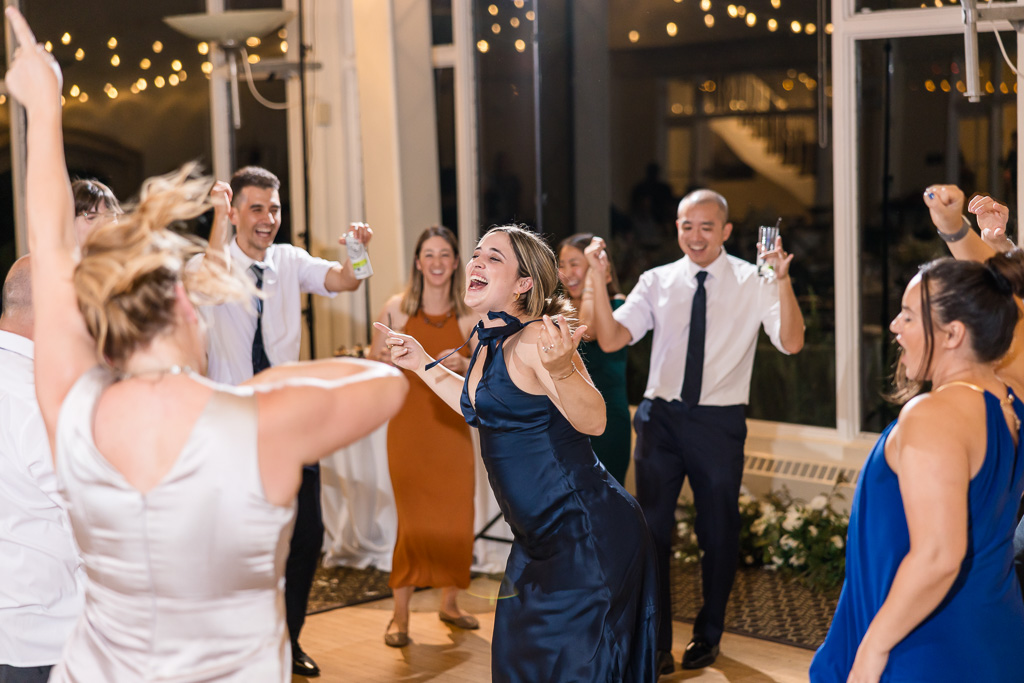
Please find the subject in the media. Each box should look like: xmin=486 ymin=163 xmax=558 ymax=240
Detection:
xmin=377 ymin=225 xmax=658 ymax=682
xmin=811 ymin=185 xmax=1024 ymax=682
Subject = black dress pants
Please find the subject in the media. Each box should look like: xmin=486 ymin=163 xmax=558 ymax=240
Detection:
xmin=633 ymin=398 xmax=746 ymax=651
xmin=285 ymin=463 xmax=324 ymax=646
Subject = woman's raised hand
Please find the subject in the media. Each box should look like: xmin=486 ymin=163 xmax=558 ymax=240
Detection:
xmin=537 ymin=314 xmax=586 ymax=378
xmin=372 ymin=322 xmax=430 ymax=372
xmin=922 ymin=184 xmax=965 ymax=234
xmin=968 ymin=194 xmax=1014 ymax=252
xmin=583 ymin=237 xmax=611 ymax=281
xmin=4 ymin=7 xmax=62 ymax=113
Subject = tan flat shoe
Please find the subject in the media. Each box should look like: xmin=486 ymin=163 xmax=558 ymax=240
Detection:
xmin=439 ymin=611 xmax=480 ymax=630
xmin=384 ymin=618 xmax=410 ymax=648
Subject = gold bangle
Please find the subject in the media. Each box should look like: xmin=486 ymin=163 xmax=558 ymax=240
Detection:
xmin=552 ymin=362 xmax=577 ymax=381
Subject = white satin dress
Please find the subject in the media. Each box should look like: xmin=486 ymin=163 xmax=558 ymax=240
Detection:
xmin=50 ymin=367 xmax=295 ymax=682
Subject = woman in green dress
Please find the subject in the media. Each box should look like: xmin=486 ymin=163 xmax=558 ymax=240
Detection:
xmin=557 ymin=234 xmax=631 ymax=484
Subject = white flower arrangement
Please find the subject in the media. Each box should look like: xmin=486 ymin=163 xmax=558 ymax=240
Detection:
xmin=674 ymin=480 xmax=850 ymax=592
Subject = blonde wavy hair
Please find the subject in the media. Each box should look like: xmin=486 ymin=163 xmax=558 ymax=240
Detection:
xmin=74 ymin=164 xmax=249 ymax=369
xmin=483 ymin=225 xmax=574 ymax=322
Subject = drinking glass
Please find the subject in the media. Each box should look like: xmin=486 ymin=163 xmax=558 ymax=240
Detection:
xmin=757 ymin=225 xmax=780 ymax=279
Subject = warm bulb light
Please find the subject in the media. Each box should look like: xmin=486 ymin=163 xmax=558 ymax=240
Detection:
xmin=790 ymin=20 xmax=802 ymax=32
xmin=61 ymin=32 xmax=71 ymax=45
xmin=155 ymin=76 xmax=166 ymax=88
xmin=514 ymin=39 xmax=526 ymax=52
xmin=110 ymin=54 xmax=120 ymax=67
xmin=152 ymin=41 xmax=163 ymax=53
xmin=137 ymin=78 xmax=147 ymax=91
xmin=746 ymin=13 xmax=756 ymax=26
xmin=477 ymin=39 xmax=490 ymax=53
xmin=704 ymin=14 xmax=715 ymax=27
xmin=280 ymin=41 xmax=288 ymax=53
xmin=767 ymin=18 xmax=778 ymax=31
xmin=628 ymin=30 xmax=640 ymax=43
xmin=107 ymin=37 xmax=117 ymax=49
xmin=666 ymin=22 xmax=678 ymax=37
xmin=247 ymin=54 xmax=260 ymax=64
xmin=488 ymin=4 xmax=498 ymax=16
xmin=75 ymin=48 xmax=84 ymax=61
xmin=246 ymin=36 xmax=261 ymax=48
xmin=198 ymin=42 xmax=209 ymax=55
xmin=171 ymin=60 xmax=182 ymax=71
xmin=169 ymin=74 xmax=180 ymax=86
xmin=201 ymin=61 xmax=213 ymax=74
xmin=140 ymin=58 xmax=151 ymax=70
xmin=70 ymin=84 xmax=80 ymax=96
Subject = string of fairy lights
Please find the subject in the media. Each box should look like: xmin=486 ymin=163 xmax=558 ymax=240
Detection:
xmin=10 ymin=27 xmax=291 ymax=108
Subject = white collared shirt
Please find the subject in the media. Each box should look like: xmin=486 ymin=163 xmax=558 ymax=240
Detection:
xmin=201 ymin=238 xmax=339 ymax=385
xmin=614 ymin=249 xmax=788 ymax=406
xmin=0 ymin=330 xmax=84 ymax=666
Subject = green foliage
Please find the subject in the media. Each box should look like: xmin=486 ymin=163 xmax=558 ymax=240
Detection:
xmin=675 ymin=480 xmax=850 ymax=593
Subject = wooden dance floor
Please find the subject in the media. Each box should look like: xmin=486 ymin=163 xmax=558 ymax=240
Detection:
xmin=295 ymin=576 xmax=814 ymax=682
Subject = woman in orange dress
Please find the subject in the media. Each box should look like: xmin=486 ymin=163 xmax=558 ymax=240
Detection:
xmin=369 ymin=226 xmax=479 ymax=647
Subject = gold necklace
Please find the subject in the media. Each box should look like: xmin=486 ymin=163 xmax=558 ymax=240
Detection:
xmin=420 ymin=310 xmax=454 ymax=329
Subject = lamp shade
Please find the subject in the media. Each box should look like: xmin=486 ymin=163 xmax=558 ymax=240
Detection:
xmin=163 ymin=9 xmax=294 ymax=45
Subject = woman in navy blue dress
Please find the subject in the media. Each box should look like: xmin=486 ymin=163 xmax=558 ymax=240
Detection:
xmin=377 ymin=225 xmax=658 ymax=682
xmin=811 ymin=185 xmax=1024 ymax=682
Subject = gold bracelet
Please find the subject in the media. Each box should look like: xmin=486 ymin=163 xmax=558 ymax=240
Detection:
xmin=552 ymin=362 xmax=577 ymax=381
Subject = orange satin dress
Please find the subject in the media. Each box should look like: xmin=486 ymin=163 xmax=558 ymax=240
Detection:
xmin=387 ymin=310 xmax=475 ymax=589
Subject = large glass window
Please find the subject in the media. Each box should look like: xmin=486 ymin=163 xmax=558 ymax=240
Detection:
xmin=857 ymin=32 xmax=1016 ymax=432
xmin=608 ymin=0 xmax=836 ymax=426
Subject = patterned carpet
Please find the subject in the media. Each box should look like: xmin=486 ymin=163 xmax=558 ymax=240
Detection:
xmin=307 ymin=560 xmax=838 ymax=650
xmin=671 ymin=561 xmax=838 ymax=650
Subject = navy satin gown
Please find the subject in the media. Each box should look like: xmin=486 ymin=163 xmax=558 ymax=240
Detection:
xmin=461 ymin=313 xmax=658 ymax=683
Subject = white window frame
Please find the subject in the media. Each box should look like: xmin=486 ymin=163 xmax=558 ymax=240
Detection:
xmin=831 ymin=0 xmax=1024 ymax=441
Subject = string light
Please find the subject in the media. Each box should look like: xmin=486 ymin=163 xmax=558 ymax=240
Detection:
xmin=805 ymin=22 xmax=816 ymax=35
xmin=198 ymin=42 xmax=209 ymax=55
xmin=728 ymin=5 xmax=738 ymax=18
xmin=201 ymin=61 xmax=213 ymax=74
xmin=488 ymin=4 xmax=498 ymax=16
xmin=152 ymin=41 xmax=163 ymax=53
xmin=137 ymin=78 xmax=147 ymax=91
xmin=178 ymin=70 xmax=187 ymax=82
xmin=107 ymin=37 xmax=117 ymax=49
xmin=666 ymin=22 xmax=678 ymax=37
xmin=74 ymin=48 xmax=85 ymax=61
xmin=110 ymin=54 xmax=120 ymax=66
xmin=278 ymin=28 xmax=287 ymax=39
xmin=771 ymin=0 xmax=781 ymax=7
xmin=790 ymin=20 xmax=802 ymax=33
xmin=704 ymin=14 xmax=715 ymax=27
xmin=246 ymin=37 xmax=261 ymax=48
xmin=169 ymin=74 xmax=180 ymax=86
xmin=280 ymin=41 xmax=288 ymax=53
xmin=514 ymin=39 xmax=526 ymax=52
xmin=701 ymin=0 xmax=711 ymax=10
xmin=628 ymin=30 xmax=640 ymax=43
xmin=79 ymin=92 xmax=89 ymax=103
xmin=477 ymin=39 xmax=490 ymax=53
xmin=44 ymin=41 xmax=52 ymax=52
xmin=525 ymin=10 xmax=535 ymax=21
xmin=514 ymin=0 xmax=524 ymax=7
xmin=69 ymin=84 xmax=80 ymax=97
xmin=247 ymin=54 xmax=260 ymax=64
xmin=61 ymin=32 xmax=71 ymax=45
xmin=140 ymin=58 xmax=152 ymax=70
xmin=746 ymin=13 xmax=757 ymax=26
xmin=925 ymin=80 xmax=936 ymax=92
xmin=492 ymin=23 xmax=501 ymax=34
xmin=171 ymin=60 xmax=182 ymax=71
xmin=130 ymin=83 xmax=140 ymax=95
xmin=154 ymin=76 xmax=166 ymax=88
xmin=767 ymin=18 xmax=778 ymax=31
xmin=510 ymin=17 xmax=520 ymax=28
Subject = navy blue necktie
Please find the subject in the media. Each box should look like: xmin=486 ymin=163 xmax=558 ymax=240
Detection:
xmin=681 ymin=271 xmax=707 ymax=407
xmin=251 ymin=264 xmax=271 ymax=374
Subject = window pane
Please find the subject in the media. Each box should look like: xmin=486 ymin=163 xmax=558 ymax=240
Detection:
xmin=435 ymin=68 xmax=459 ymax=233
xmin=476 ymin=0 xmax=536 ymax=235
xmin=857 ymin=33 xmax=1015 ymax=432
xmin=609 ymin=3 xmax=836 ymax=426
xmin=432 ymin=0 xmax=454 ymax=46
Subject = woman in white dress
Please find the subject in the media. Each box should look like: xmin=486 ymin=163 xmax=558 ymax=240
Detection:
xmin=4 ymin=9 xmax=408 ymax=681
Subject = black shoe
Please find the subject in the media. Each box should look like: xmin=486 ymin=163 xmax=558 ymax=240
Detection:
xmin=681 ymin=637 xmax=719 ymax=670
xmin=656 ymin=649 xmax=675 ymax=677
xmin=292 ymin=643 xmax=321 ymax=678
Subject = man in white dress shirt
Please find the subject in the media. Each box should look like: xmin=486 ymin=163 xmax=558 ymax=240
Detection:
xmin=200 ymin=166 xmax=372 ymax=678
xmin=586 ymin=189 xmax=805 ymax=675
xmin=0 ymin=256 xmax=84 ymax=683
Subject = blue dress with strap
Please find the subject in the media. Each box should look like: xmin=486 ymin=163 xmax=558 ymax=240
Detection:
xmin=459 ymin=312 xmax=658 ymax=682
xmin=810 ymin=388 xmax=1024 ymax=682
